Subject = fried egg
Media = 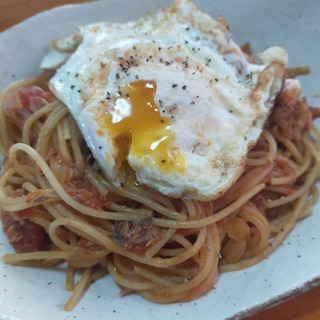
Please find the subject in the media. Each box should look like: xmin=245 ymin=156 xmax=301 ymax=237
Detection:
xmin=48 ymin=0 xmax=287 ymax=201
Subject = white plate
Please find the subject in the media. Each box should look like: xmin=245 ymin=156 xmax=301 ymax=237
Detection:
xmin=0 ymin=1 xmax=320 ymax=319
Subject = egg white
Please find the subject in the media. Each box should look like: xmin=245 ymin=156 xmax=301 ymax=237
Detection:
xmin=48 ymin=0 xmax=287 ymax=200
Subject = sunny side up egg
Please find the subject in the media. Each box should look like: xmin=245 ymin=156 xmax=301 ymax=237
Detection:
xmin=48 ymin=0 xmax=287 ymax=201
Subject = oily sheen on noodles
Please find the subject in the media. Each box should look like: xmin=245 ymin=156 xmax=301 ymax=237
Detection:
xmin=49 ymin=0 xmax=287 ymax=201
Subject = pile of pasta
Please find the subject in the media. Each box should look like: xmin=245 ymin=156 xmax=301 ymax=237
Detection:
xmin=0 ymin=72 xmax=319 ymax=310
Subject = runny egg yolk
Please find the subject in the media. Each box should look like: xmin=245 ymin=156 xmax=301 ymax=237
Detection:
xmin=105 ymin=80 xmax=185 ymax=173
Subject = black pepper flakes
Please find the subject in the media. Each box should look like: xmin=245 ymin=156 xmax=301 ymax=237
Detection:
xmin=182 ymin=59 xmax=189 ymax=68
xmin=172 ymin=84 xmax=178 ymax=88
xmin=205 ymin=58 xmax=212 ymax=67
xmin=182 ymin=85 xmax=187 ymax=90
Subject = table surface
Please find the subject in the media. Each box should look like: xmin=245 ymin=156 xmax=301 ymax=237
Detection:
xmin=1 ymin=0 xmax=320 ymax=319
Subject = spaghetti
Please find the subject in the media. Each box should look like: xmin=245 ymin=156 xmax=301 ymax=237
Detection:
xmin=0 ymin=73 xmax=319 ymax=309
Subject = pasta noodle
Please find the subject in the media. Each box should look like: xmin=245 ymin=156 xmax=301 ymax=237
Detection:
xmin=0 ymin=70 xmax=319 ymax=311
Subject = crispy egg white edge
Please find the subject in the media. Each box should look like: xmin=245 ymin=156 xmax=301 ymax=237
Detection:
xmin=48 ymin=0 xmax=287 ymax=200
